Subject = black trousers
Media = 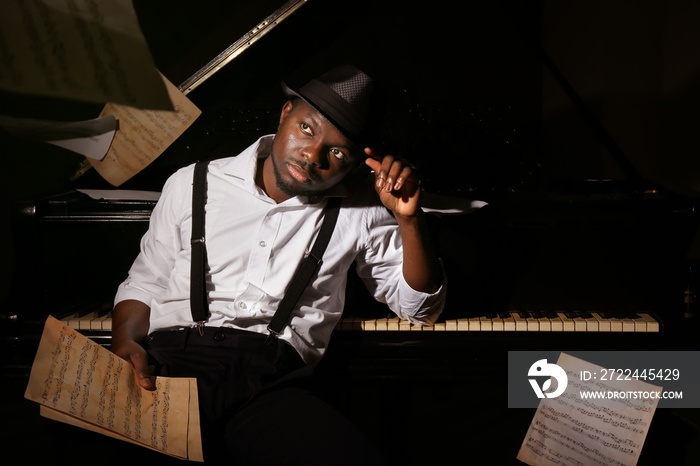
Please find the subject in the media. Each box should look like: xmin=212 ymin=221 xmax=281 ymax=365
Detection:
xmin=146 ymin=327 xmax=384 ymax=465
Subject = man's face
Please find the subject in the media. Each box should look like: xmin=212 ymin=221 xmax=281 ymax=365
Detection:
xmin=270 ymin=99 xmax=362 ymax=198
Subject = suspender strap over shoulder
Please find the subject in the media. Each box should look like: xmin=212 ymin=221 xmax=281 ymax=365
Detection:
xmin=266 ymin=197 xmax=341 ymax=343
xmin=190 ymin=161 xmax=209 ymax=335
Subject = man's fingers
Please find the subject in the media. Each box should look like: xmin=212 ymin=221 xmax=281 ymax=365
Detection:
xmin=130 ymin=351 xmax=156 ymax=390
xmin=136 ymin=365 xmax=156 ymax=390
xmin=384 ymin=160 xmax=413 ymax=192
xmin=119 ymin=345 xmax=156 ymax=391
xmin=365 ymin=156 xmax=381 ymax=174
xmin=364 ymin=157 xmax=388 ymax=189
xmin=364 ymin=149 xmax=417 ymax=193
xmin=392 ymin=166 xmax=414 ymax=191
xmin=364 ymin=147 xmax=382 ymax=161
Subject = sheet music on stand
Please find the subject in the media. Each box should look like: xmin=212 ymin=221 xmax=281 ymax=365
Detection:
xmin=24 ymin=316 xmax=203 ymax=462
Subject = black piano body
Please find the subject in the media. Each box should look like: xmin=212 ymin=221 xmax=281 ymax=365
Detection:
xmin=3 ymin=176 xmax=699 ymax=465
xmin=2 ymin=1 xmax=700 ymax=465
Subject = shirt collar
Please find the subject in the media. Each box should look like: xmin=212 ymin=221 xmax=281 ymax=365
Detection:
xmin=219 ymin=135 xmax=273 ymax=182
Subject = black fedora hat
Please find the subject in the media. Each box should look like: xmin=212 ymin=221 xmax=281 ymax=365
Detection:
xmin=282 ymin=65 xmax=379 ymax=148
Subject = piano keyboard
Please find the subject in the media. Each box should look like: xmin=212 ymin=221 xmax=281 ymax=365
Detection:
xmin=61 ymin=312 xmax=113 ymax=331
xmin=58 ymin=310 xmax=660 ymax=334
xmin=336 ymin=311 xmax=660 ymax=333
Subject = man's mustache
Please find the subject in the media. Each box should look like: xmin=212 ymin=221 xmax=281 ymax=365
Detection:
xmin=293 ymin=159 xmax=322 ymax=182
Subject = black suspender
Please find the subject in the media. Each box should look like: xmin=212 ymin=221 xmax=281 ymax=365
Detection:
xmin=189 ymin=160 xmax=341 ymax=340
xmin=266 ymin=196 xmax=340 ymax=342
xmin=190 ymin=161 xmax=209 ymax=335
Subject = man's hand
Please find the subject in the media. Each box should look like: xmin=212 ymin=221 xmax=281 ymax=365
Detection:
xmin=112 ymin=300 xmax=156 ymax=391
xmin=364 ymin=148 xmax=443 ymax=294
xmin=364 ymin=148 xmax=421 ymax=218
xmin=112 ymin=338 xmax=156 ymax=391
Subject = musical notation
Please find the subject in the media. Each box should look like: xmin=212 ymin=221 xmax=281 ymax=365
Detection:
xmin=517 ymin=353 xmax=661 ymax=466
xmin=24 ymin=316 xmax=203 ymax=461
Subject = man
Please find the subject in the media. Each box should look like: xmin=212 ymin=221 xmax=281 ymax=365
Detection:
xmin=111 ymin=65 xmax=446 ymax=464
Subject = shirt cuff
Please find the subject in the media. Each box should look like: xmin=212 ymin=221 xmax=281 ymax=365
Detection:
xmin=114 ymin=282 xmax=154 ymax=308
xmin=397 ymin=262 xmax=447 ymax=324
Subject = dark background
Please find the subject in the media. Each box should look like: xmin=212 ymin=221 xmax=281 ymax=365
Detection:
xmin=2 ymin=0 xmax=700 ymax=464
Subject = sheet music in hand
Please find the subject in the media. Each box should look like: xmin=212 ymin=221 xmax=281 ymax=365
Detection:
xmin=24 ymin=316 xmax=203 ymax=462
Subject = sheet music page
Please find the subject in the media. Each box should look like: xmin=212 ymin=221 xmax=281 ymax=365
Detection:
xmin=24 ymin=316 xmax=203 ymax=462
xmin=88 ymin=72 xmax=201 ymax=186
xmin=0 ymin=0 xmax=171 ymax=110
xmin=517 ymin=352 xmax=661 ymax=466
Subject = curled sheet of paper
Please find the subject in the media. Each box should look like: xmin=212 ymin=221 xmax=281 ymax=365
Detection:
xmin=517 ymin=352 xmax=661 ymax=466
xmin=88 ymin=72 xmax=201 ymax=186
xmin=24 ymin=316 xmax=203 ymax=462
xmin=0 ymin=115 xmax=117 ymax=160
xmin=0 ymin=0 xmax=172 ymax=110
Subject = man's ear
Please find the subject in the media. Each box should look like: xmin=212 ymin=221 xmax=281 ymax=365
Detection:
xmin=279 ymin=100 xmax=294 ymax=124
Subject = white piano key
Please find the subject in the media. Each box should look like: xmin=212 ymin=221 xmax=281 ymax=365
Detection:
xmin=549 ymin=315 xmax=563 ymax=331
xmin=511 ymin=312 xmax=527 ymax=331
xmin=526 ymin=315 xmax=539 ymax=332
xmin=591 ymin=312 xmax=611 ymax=332
xmin=631 ymin=315 xmax=647 ymax=332
xmin=609 ymin=316 xmax=623 ymax=332
xmin=621 ymin=317 xmax=635 ymax=332
xmin=78 ymin=312 xmax=98 ymax=330
xmin=60 ymin=313 xmax=78 ymax=327
xmin=91 ymin=313 xmax=112 ymax=330
xmin=571 ymin=314 xmax=587 ymax=332
xmin=556 ymin=312 xmax=575 ymax=332
xmin=503 ymin=315 xmax=516 ymax=331
xmin=67 ymin=315 xmax=83 ymax=330
xmin=536 ymin=315 xmax=551 ymax=331
xmin=639 ymin=313 xmax=659 ymax=332
xmin=492 ymin=315 xmax=505 ymax=331
xmin=387 ymin=317 xmax=400 ymax=331
xmin=468 ymin=317 xmax=481 ymax=331
xmin=584 ymin=314 xmax=599 ymax=332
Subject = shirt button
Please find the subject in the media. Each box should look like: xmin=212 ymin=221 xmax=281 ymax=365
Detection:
xmin=239 ymin=302 xmax=247 ymax=309
xmin=259 ymin=241 xmax=267 ymax=247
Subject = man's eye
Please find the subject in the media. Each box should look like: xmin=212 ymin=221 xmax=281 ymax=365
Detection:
xmin=331 ymin=148 xmax=346 ymax=161
xmin=300 ymin=123 xmax=312 ymax=134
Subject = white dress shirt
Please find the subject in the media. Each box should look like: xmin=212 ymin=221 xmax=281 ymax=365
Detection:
xmin=115 ymin=135 xmax=446 ymax=366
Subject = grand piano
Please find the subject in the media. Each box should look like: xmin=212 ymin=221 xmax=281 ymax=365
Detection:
xmin=2 ymin=1 xmax=699 ymax=465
